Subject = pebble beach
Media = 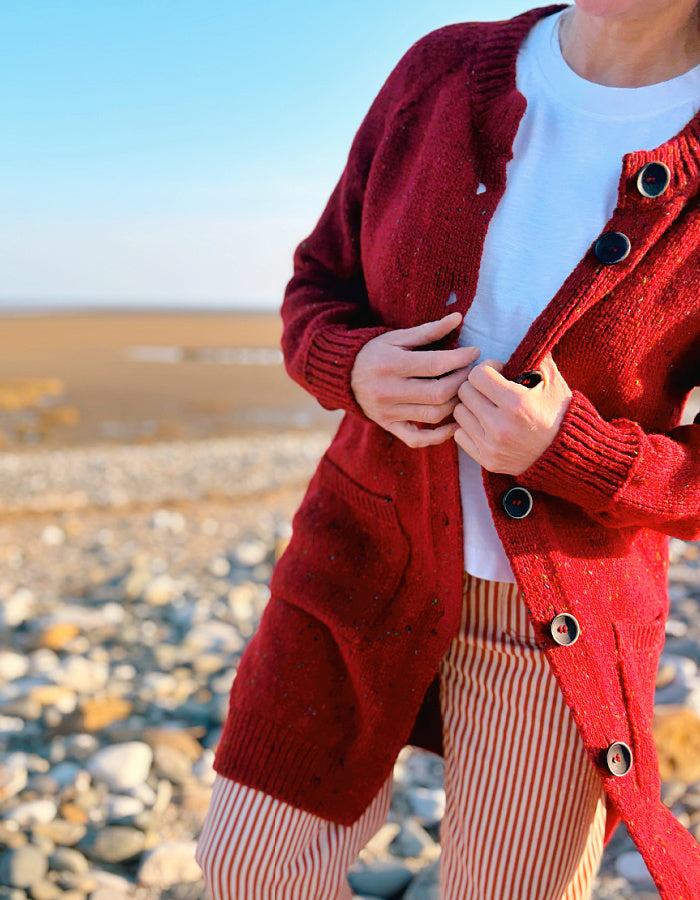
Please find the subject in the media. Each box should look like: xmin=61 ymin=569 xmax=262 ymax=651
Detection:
xmin=0 ymin=312 xmax=699 ymax=899
xmin=0 ymin=433 xmax=699 ymax=900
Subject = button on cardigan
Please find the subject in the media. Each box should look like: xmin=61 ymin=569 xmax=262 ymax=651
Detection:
xmin=213 ymin=5 xmax=700 ymax=896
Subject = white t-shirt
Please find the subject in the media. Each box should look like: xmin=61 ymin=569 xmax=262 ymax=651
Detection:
xmin=458 ymin=8 xmax=700 ymax=583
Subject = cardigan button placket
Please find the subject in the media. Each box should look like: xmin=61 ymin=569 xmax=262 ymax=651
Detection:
xmin=549 ymin=613 xmax=580 ymax=646
xmin=606 ymin=741 xmax=633 ymax=777
xmin=636 ymin=161 xmax=671 ymax=199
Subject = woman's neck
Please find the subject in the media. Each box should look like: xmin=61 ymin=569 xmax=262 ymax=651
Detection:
xmin=559 ymin=3 xmax=700 ymax=87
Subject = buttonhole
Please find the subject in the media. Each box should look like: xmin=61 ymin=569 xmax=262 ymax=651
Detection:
xmin=476 ymin=183 xmax=487 ymax=195
xmin=446 ymin=291 xmax=458 ymax=307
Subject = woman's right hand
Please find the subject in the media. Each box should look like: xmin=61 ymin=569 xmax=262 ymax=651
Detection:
xmin=350 ymin=312 xmax=480 ymax=448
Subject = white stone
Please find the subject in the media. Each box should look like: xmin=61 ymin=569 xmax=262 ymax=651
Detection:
xmin=127 ymin=781 xmax=157 ymax=807
xmin=666 ymin=617 xmax=688 ymax=638
xmin=41 ymin=525 xmax=65 ymax=546
xmin=0 ymin=760 xmax=27 ymax=802
xmin=143 ymin=574 xmax=182 ymax=606
xmin=185 ymin=621 xmax=244 ymax=654
xmin=52 ymin=657 xmax=109 ymax=693
xmin=0 ymin=716 xmax=23 ymax=734
xmin=234 ymin=539 xmax=267 ymax=567
xmin=0 ymin=650 xmax=29 ymax=682
xmin=29 ymin=648 xmax=60 ymax=674
xmin=87 ymin=742 xmax=153 ymax=792
xmin=137 ymin=841 xmax=201 ymax=888
xmin=142 ymin=672 xmax=179 ymax=698
xmin=10 ymin=798 xmax=58 ymax=827
xmin=106 ymin=795 xmax=145 ymax=822
xmin=150 ymin=509 xmax=187 ymax=534
xmin=408 ymin=787 xmax=446 ymax=826
xmin=209 ymin=556 xmax=231 ymax=577
xmin=1 ymin=588 xmax=35 ymax=627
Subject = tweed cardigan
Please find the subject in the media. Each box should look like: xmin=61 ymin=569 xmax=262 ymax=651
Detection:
xmin=214 ymin=6 xmax=700 ymax=895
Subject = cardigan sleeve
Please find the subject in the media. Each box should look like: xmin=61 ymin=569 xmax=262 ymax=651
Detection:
xmin=518 ymin=389 xmax=700 ymax=541
xmin=279 ymin=36 xmax=439 ymax=415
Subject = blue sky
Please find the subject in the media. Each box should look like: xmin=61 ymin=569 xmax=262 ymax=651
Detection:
xmin=0 ymin=0 xmax=533 ymax=310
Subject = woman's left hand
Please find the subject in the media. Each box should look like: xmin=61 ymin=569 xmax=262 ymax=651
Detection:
xmin=453 ymin=353 xmax=573 ymax=476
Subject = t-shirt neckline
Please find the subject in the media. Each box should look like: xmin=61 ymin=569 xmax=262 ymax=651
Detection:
xmin=530 ymin=9 xmax=700 ymax=119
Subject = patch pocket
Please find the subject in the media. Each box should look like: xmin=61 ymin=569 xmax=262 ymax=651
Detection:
xmin=613 ymin=615 xmax=666 ymax=735
xmin=269 ymin=455 xmax=410 ymax=639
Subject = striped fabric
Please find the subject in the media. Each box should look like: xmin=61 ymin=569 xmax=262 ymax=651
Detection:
xmin=196 ymin=574 xmax=606 ymax=900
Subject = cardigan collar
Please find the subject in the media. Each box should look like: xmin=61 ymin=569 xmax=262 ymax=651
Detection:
xmin=470 ymin=3 xmax=700 ymax=202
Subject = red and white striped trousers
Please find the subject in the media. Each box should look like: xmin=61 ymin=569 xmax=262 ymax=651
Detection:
xmin=196 ymin=573 xmax=607 ymax=899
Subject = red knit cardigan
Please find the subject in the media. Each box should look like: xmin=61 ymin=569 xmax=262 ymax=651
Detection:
xmin=214 ymin=6 xmax=700 ymax=895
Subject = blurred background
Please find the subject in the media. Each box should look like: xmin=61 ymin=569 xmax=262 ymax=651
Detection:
xmin=0 ymin=3 xmax=698 ymax=899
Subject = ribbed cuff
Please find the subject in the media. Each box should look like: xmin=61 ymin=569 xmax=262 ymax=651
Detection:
xmin=519 ymin=391 xmax=642 ymax=511
xmin=304 ymin=325 xmax=391 ymax=415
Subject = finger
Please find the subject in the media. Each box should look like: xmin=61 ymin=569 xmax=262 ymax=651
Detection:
xmin=391 ymin=420 xmax=459 ymax=448
xmin=393 ymin=397 xmax=459 ymax=425
xmin=400 ymin=345 xmax=480 ymax=378
xmin=453 ymin=400 xmax=487 ymax=439
xmin=538 ymin=353 xmax=561 ymax=381
xmin=390 ymin=313 xmax=463 ymax=349
xmin=398 ymin=366 xmax=471 ymax=404
xmin=467 ymin=360 xmax=521 ymax=405
xmin=453 ymin=425 xmax=482 ymax=462
xmin=457 ymin=379 xmax=498 ymax=414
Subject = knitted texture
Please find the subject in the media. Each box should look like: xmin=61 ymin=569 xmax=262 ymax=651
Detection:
xmin=214 ymin=6 xmax=700 ymax=896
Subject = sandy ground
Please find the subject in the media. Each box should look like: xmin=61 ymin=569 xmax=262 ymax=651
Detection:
xmin=0 ymin=311 xmax=338 ymax=450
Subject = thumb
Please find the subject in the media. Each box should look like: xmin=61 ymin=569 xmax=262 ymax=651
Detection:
xmin=391 ymin=312 xmax=463 ymax=349
xmin=539 ymin=352 xmax=561 ymax=378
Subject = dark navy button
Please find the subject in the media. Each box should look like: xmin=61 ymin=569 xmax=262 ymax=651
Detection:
xmin=594 ymin=232 xmax=631 ymax=265
xmin=606 ymin=742 xmax=633 ymax=777
xmin=502 ymin=487 xmax=533 ymax=519
xmin=515 ymin=371 xmax=543 ymax=389
xmin=550 ymin=613 xmax=580 ymax=646
xmin=636 ymin=161 xmax=671 ymax=199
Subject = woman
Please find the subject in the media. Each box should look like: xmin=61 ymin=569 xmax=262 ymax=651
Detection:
xmin=197 ymin=2 xmax=700 ymax=897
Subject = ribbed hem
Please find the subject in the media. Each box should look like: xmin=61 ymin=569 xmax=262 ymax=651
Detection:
xmin=212 ymin=706 xmax=379 ymax=826
xmin=304 ymin=324 xmax=390 ymax=415
xmin=518 ymin=390 xmax=641 ymax=510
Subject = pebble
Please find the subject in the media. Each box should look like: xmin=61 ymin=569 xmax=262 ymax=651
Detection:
xmin=47 ymin=847 xmax=89 ymax=874
xmin=143 ymin=574 xmax=183 ymax=606
xmin=86 ymin=743 xmax=153 ymax=792
xmin=0 ymin=762 xmax=27 ymax=803
xmin=390 ymin=819 xmax=437 ymax=859
xmin=402 ymin=861 xmax=441 ymax=900
xmin=33 ymin=820 xmax=86 ymax=847
xmin=407 ymin=787 xmax=446 ymax=827
xmin=616 ymin=851 xmax=655 ymax=885
xmin=347 ymin=859 xmax=415 ymax=898
xmin=151 ymin=744 xmax=193 ymax=785
xmin=0 ymin=589 xmax=34 ymax=627
xmin=105 ymin=795 xmax=145 ymax=823
xmin=0 ymin=846 xmax=48 ymax=888
xmin=136 ymin=841 xmax=201 ymax=888
xmin=79 ymin=826 xmax=146 ymax=863
xmin=0 ymin=652 xmax=29 ymax=683
xmin=8 ymin=800 xmax=57 ymax=829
